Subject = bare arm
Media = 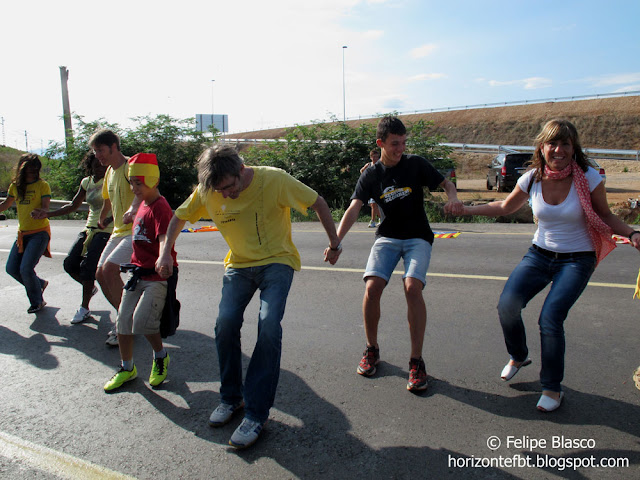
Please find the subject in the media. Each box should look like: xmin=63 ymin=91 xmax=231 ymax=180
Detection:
xmin=322 ymin=198 xmax=364 ymax=265
xmin=33 ymin=185 xmax=86 ymax=219
xmin=40 ymin=196 xmax=51 ymax=212
xmin=460 ymin=185 xmax=530 ymax=217
xmin=360 ymin=162 xmax=372 ymax=174
xmin=308 ymin=195 xmax=341 ymax=264
xmin=99 ymin=198 xmax=112 ymax=228
xmin=441 ymin=179 xmax=464 ymax=215
xmin=0 ymin=196 xmax=15 ymax=213
xmin=590 ymin=183 xmax=640 ymax=252
xmin=309 ymin=195 xmax=340 ymax=247
xmin=123 ymin=196 xmax=142 ymax=224
xmin=156 ymin=215 xmax=187 ymax=278
xmin=337 ymin=198 xmax=364 ymax=240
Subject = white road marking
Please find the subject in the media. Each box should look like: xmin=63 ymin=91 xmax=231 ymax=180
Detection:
xmin=0 ymin=431 xmax=136 ymax=479
xmin=174 ymin=259 xmax=635 ymax=290
xmin=1 ymin=246 xmax=634 ymax=291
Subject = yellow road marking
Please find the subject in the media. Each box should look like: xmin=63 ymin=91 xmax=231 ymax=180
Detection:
xmin=0 ymin=431 xmax=136 ymax=479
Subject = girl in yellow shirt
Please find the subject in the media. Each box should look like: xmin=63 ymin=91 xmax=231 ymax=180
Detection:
xmin=0 ymin=154 xmax=51 ymax=313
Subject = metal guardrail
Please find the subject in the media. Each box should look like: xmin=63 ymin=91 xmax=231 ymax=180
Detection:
xmin=0 ymin=198 xmax=89 ymax=212
xmin=220 ymin=138 xmax=640 ymax=162
xmin=444 ymin=143 xmax=640 ymax=161
xmin=394 ymin=90 xmax=640 ymax=117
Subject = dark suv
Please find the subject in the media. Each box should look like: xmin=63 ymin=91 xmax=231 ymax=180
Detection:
xmin=486 ymin=153 xmax=532 ymax=192
xmin=428 ymin=158 xmax=456 ymax=187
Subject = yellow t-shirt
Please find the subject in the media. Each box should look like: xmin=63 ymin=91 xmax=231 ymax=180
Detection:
xmin=102 ymin=161 xmax=135 ymax=238
xmin=8 ymin=180 xmax=51 ymax=232
xmin=175 ymin=166 xmax=318 ymax=270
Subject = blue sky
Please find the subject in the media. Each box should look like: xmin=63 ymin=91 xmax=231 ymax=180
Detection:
xmin=1 ymin=0 xmax=639 ymax=151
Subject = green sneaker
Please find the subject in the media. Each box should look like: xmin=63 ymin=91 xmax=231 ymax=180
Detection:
xmin=149 ymin=354 xmax=170 ymax=387
xmin=104 ymin=365 xmax=137 ymax=392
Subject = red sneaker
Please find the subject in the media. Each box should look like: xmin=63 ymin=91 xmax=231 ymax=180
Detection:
xmin=407 ymin=357 xmax=428 ymax=391
xmin=357 ymin=345 xmax=380 ymax=376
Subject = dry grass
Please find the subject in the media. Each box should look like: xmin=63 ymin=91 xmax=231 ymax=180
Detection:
xmin=225 ymin=95 xmax=640 ymax=152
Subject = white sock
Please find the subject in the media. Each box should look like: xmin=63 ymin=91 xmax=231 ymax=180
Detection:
xmin=122 ymin=360 xmax=134 ymax=371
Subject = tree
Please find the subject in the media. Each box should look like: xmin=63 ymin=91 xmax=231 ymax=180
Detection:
xmin=406 ymin=119 xmax=454 ymax=169
xmin=45 ymin=114 xmax=213 ymax=208
xmin=240 ymin=116 xmax=453 ymax=208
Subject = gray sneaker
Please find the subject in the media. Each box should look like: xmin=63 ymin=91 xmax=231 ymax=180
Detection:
xmin=208 ymin=401 xmax=244 ymax=427
xmin=229 ymin=418 xmax=265 ymax=449
xmin=105 ymin=332 xmax=118 ymax=346
xmin=71 ymin=307 xmax=91 ymax=324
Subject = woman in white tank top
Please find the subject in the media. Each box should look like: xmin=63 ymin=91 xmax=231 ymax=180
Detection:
xmin=449 ymin=119 xmax=640 ymax=412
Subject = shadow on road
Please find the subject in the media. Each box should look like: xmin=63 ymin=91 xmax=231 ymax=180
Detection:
xmin=7 ymin=309 xmax=640 ymax=478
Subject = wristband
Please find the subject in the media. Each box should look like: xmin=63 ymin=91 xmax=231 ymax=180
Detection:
xmin=330 ymin=242 xmax=342 ymax=252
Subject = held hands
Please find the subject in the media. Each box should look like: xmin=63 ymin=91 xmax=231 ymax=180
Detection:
xmin=155 ymin=255 xmax=173 ymax=279
xmin=31 ymin=209 xmax=48 ymax=219
xmin=324 ymin=245 xmax=342 ymax=265
xmin=443 ymin=200 xmax=465 ymax=216
xmin=630 ymin=232 xmax=640 ymax=252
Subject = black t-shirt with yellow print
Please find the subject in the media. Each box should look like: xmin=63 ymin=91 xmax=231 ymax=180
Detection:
xmin=352 ymin=154 xmax=444 ymax=244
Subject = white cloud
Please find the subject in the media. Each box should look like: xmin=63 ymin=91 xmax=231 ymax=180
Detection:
xmin=362 ymin=29 xmax=384 ymax=39
xmin=613 ymin=84 xmax=640 ymax=93
xmin=409 ymin=44 xmax=437 ymax=59
xmin=522 ymin=77 xmax=552 ymax=89
xmin=408 ymin=73 xmax=447 ymax=82
xmin=590 ymin=73 xmax=640 ymax=87
xmin=488 ymin=77 xmax=552 ymax=89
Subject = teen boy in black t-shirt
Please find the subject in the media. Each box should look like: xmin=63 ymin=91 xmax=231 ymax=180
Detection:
xmin=324 ymin=116 xmax=463 ymax=392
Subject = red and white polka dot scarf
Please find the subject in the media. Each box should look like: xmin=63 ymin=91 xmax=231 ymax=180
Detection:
xmin=544 ymin=161 xmax=616 ymax=265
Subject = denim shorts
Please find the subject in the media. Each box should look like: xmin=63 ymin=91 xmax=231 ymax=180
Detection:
xmin=363 ymin=236 xmax=432 ymax=286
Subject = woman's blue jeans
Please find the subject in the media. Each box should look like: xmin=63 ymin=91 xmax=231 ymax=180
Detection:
xmin=6 ymin=231 xmax=50 ymax=308
xmin=215 ymin=263 xmax=294 ymax=423
xmin=498 ymin=246 xmax=596 ymax=392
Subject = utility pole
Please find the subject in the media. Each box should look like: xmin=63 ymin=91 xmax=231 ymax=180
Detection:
xmin=25 ymin=130 xmax=29 ymax=152
xmin=59 ymin=66 xmax=73 ymax=151
xmin=342 ymin=46 xmax=347 ymax=122
xmin=1 ymin=117 xmax=4 ymax=146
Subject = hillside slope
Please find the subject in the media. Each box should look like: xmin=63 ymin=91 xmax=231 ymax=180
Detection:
xmin=226 ymin=95 xmax=640 ymax=150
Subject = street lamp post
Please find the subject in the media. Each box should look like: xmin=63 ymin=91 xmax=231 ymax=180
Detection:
xmin=210 ymin=79 xmax=215 ymax=132
xmin=342 ymin=46 xmax=347 ymax=122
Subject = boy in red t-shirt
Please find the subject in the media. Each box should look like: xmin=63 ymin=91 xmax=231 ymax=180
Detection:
xmin=104 ymin=153 xmax=178 ymax=392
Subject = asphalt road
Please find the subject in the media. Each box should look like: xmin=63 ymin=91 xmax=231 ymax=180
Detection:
xmin=1 ymin=219 xmax=639 ymax=479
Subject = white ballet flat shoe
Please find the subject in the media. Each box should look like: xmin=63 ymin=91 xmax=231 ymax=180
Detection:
xmin=537 ymin=392 xmax=564 ymax=412
xmin=500 ymin=358 xmax=532 ymax=381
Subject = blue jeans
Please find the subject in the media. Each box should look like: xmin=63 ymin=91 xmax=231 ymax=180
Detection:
xmin=498 ymin=246 xmax=596 ymax=392
xmin=6 ymin=231 xmax=50 ymax=308
xmin=215 ymin=263 xmax=294 ymax=423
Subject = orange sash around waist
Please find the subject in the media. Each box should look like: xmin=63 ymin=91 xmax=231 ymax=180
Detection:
xmin=17 ymin=225 xmax=52 ymax=258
